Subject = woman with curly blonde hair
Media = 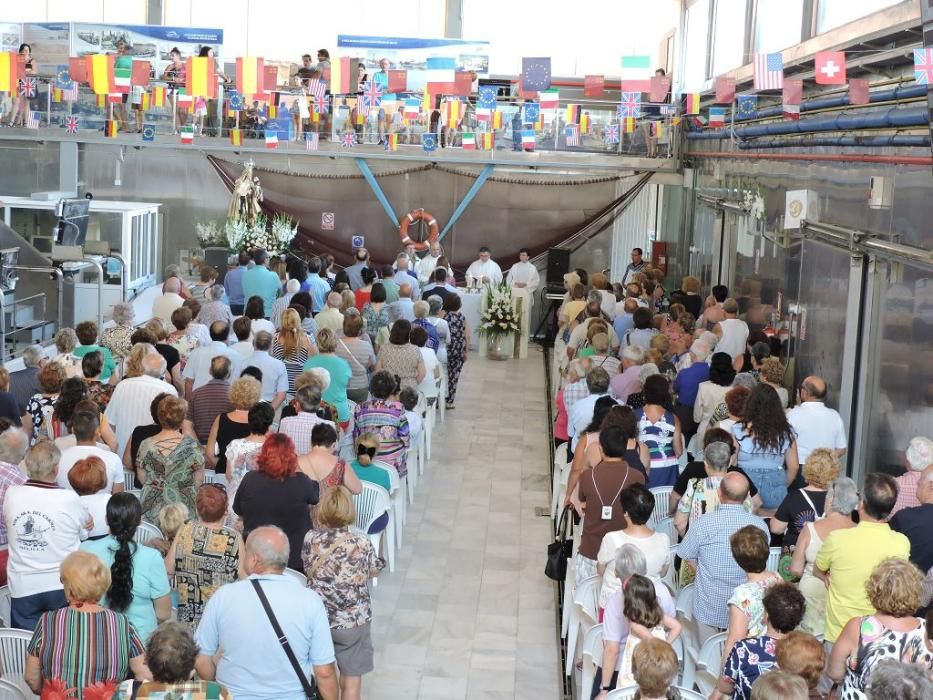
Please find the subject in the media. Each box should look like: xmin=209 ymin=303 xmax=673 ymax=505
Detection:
xmin=759 ymin=356 xmax=789 ymax=407
xmin=205 ymin=376 xmax=261 ymax=474
xmin=771 ymin=448 xmax=841 ymax=550
xmin=828 ymin=558 xmax=932 ymax=698
xmin=272 ymin=307 xmax=317 ymax=395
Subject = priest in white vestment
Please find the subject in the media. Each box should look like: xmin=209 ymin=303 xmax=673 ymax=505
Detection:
xmin=415 ymin=241 xmax=454 ymax=285
xmin=506 ymin=248 xmax=540 ymax=294
xmin=465 ymin=246 xmax=503 ymax=288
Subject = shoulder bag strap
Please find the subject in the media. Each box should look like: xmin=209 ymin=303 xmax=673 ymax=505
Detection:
xmin=337 ymin=337 xmax=368 ymax=373
xmin=250 ymin=579 xmax=319 ymax=700
xmin=798 ymin=489 xmax=823 ymax=518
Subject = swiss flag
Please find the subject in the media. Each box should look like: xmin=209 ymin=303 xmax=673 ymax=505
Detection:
xmin=815 ymin=51 xmax=847 ymax=85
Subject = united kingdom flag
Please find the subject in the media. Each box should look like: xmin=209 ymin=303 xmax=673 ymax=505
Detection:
xmin=913 ymin=48 xmax=933 ymax=85
xmin=360 ymin=81 xmax=383 ymax=116
xmin=65 ymin=116 xmax=79 ymax=134
xmin=341 ymin=131 xmax=356 ymax=148
xmin=617 ymin=92 xmax=642 ymax=119
xmin=605 ymin=123 xmax=620 ymax=145
xmin=20 ymin=78 xmax=37 ymax=98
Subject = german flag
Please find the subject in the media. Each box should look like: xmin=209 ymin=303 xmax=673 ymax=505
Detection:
xmin=86 ymin=54 xmax=114 ymax=95
xmin=565 ymin=104 xmax=580 ymax=124
xmin=0 ymin=52 xmax=23 ymax=93
xmin=236 ymin=57 xmax=264 ymax=98
xmin=446 ymin=99 xmax=461 ymax=129
xmin=230 ymin=128 xmax=243 ymax=146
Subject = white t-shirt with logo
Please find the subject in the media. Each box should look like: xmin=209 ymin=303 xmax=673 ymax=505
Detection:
xmin=3 ymin=482 xmax=88 ymax=597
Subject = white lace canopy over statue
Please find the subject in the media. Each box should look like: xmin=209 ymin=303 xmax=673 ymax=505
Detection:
xmin=227 ymin=159 xmax=264 ymax=226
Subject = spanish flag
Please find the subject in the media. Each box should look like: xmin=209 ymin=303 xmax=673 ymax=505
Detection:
xmin=355 ymin=111 xmax=364 ymax=126
xmin=330 ymin=57 xmax=353 ymax=95
xmin=186 ymin=57 xmax=216 ymax=99
xmin=652 ymin=122 xmax=665 ymax=138
xmin=104 ymin=119 xmax=118 ymax=138
xmin=566 ymin=104 xmax=580 ymax=124
xmin=86 ymin=54 xmax=114 ymax=95
xmin=267 ymin=103 xmax=278 ymax=119
xmin=52 ymin=87 xmax=63 ymax=102
xmin=0 ymin=52 xmax=23 ymax=93
xmin=96 ymin=94 xmax=106 ymax=109
xmin=479 ymin=132 xmax=494 ymax=150
xmin=534 ymin=114 xmax=544 ymax=131
xmin=686 ymin=92 xmax=701 ymax=115
xmin=311 ymin=110 xmax=320 ymax=123
xmin=151 ymin=85 xmax=165 ymax=107
xmin=236 ymin=56 xmax=264 ymax=98
xmin=446 ymin=99 xmax=461 ymax=128
xmin=580 ymin=113 xmax=590 ymax=133
xmin=385 ymin=133 xmax=398 ymax=151
xmin=491 ymin=110 xmax=503 ymax=129
xmin=139 ymin=91 xmax=151 ymax=112
xmin=230 ymin=128 xmax=242 ymax=146
xmin=624 ymin=117 xmax=636 ymax=133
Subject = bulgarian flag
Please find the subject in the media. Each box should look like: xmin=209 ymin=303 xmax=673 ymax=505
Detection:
xmin=479 ymin=132 xmax=494 ymax=150
xmin=86 ymin=54 xmax=115 ymax=95
xmin=491 ymin=110 xmax=503 ymax=129
xmin=539 ymin=89 xmax=559 ymax=109
xmin=236 ymin=56 xmax=264 ymax=98
xmin=0 ymin=52 xmax=23 ymax=93
xmin=462 ymin=132 xmax=476 ymax=150
xmin=686 ymin=92 xmax=701 ymax=115
xmin=114 ymin=59 xmax=131 ymax=94
xmin=230 ymin=128 xmax=243 ymax=146
xmin=151 ymin=85 xmax=166 ymax=107
xmin=186 ymin=57 xmax=217 ymax=98
xmin=180 ymin=128 xmax=194 ymax=144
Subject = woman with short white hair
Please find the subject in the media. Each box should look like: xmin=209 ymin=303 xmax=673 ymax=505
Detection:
xmin=101 ymin=302 xmax=137 ymax=361
xmin=892 ymin=436 xmax=933 ymax=515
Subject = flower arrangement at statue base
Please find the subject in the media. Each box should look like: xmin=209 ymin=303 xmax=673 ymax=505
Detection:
xmin=477 ymin=280 xmax=521 ymax=361
xmin=224 ymin=213 xmax=299 ymax=257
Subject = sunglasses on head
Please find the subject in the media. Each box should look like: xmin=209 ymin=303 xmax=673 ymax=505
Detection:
xmin=357 ymin=445 xmax=377 ymax=458
xmin=200 ymin=481 xmax=226 ymax=492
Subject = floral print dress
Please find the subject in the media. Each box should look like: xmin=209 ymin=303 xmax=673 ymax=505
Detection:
xmin=138 ymin=435 xmax=204 ymax=524
xmin=722 ymin=636 xmax=778 ymax=700
xmin=173 ymin=521 xmax=241 ymax=629
xmin=224 ymin=439 xmax=263 ymax=528
xmin=301 ymin=527 xmax=385 ymax=629
xmin=446 ymin=310 xmax=466 ymax=404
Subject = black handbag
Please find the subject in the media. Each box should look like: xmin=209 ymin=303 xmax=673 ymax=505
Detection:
xmin=545 ymin=505 xmax=574 ymax=581
xmin=251 ymin=579 xmax=320 ymax=700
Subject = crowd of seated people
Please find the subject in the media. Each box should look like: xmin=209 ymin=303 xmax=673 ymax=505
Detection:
xmin=552 ymin=253 xmax=933 ymax=699
xmin=0 ymin=246 xmax=463 ymax=699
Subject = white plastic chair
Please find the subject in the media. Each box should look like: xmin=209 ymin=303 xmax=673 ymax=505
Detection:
xmin=125 ymin=488 xmax=142 ymax=500
xmin=135 ymin=521 xmax=163 ymax=545
xmin=565 ymin=574 xmax=600 ymax=677
xmin=551 ymin=461 xmax=572 ymax=519
xmin=353 ymin=482 xmax=394 ymax=575
xmin=122 ymin=471 xmax=136 ymax=491
xmin=203 ymin=471 xmax=226 ymax=485
xmin=405 ymin=447 xmax=417 ymax=505
xmin=580 ymin=623 xmax=603 ymax=699
xmin=372 ymin=461 xmax=405 ymax=549
xmin=694 ymin=631 xmax=729 ymax=695
xmin=0 ymin=678 xmax=28 ymax=700
xmin=659 ymin=543 xmax=680 ymax=594
xmin=438 ymin=372 xmax=447 ymax=423
xmin=766 ymin=546 xmax=782 ymax=573
xmin=0 ymin=585 xmax=10 ymax=628
xmin=0 ymin=629 xmax=33 ymax=699
xmin=418 ymin=392 xmax=433 ymax=461
xmin=654 ymin=515 xmax=679 ymax=544
xmin=284 ymin=568 xmax=308 ymax=585
xmin=608 ymin=688 xmax=705 ymax=700
xmin=648 ymin=485 xmax=673 ymax=527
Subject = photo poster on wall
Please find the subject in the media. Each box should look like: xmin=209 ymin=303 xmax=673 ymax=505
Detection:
xmin=20 ymin=23 xmax=223 ymax=78
xmin=336 ymin=35 xmax=489 ymax=92
xmin=0 ymin=23 xmax=21 ymax=53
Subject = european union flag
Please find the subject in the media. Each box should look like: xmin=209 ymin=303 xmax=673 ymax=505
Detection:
xmin=737 ymin=94 xmax=758 ymax=119
xmin=523 ymin=102 xmax=540 ymax=124
xmin=422 ymin=133 xmax=437 ymax=152
xmin=55 ymin=65 xmax=74 ymax=90
xmin=228 ymin=91 xmax=244 ymax=111
xmin=477 ymin=86 xmax=497 ymax=109
xmin=521 ymin=57 xmax=551 ymax=91
xmin=141 ymin=124 xmax=155 ymax=142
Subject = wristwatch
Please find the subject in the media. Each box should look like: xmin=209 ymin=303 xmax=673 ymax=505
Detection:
xmin=601 ymin=684 xmax=612 ymax=691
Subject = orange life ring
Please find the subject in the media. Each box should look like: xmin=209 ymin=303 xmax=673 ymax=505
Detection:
xmin=399 ymin=209 xmax=440 ymax=252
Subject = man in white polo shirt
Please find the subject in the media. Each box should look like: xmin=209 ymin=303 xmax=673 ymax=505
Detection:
xmin=787 ymin=375 xmax=847 ymax=468
xmin=56 ymin=402 xmax=125 ymax=494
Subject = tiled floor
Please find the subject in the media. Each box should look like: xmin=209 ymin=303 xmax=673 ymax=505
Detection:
xmin=363 ymin=345 xmax=561 ymax=700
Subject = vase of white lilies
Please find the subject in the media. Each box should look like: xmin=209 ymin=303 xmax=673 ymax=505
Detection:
xmin=477 ymin=280 xmax=521 ymax=360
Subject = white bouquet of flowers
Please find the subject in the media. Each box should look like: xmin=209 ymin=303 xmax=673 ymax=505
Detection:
xmin=271 ymin=213 xmax=299 ymax=252
xmin=477 ymin=280 xmax=521 ymax=341
xmin=742 ymin=188 xmax=765 ymax=222
xmin=224 ymin=219 xmax=249 ymax=252
xmin=195 ymin=220 xmax=226 ymax=248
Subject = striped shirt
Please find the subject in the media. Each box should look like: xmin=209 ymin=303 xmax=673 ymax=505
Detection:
xmin=353 ymin=399 xmax=410 ymax=477
xmin=28 ymin=607 xmax=145 ymax=694
xmin=335 ymin=337 xmax=376 ymax=391
xmin=635 ymin=408 xmax=679 ymax=488
xmin=0 ymin=460 xmax=26 ymax=546
xmin=279 ymin=412 xmax=336 ymax=455
xmin=186 ymin=380 xmax=233 ymax=444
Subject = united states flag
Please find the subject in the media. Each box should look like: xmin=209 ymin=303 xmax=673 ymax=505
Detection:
xmin=305 ymin=131 xmax=319 ymax=150
xmin=564 ymin=125 xmax=580 ymax=146
xmin=62 ymin=83 xmax=79 ymax=101
xmin=308 ymin=79 xmax=327 ymax=100
xmin=754 ymin=53 xmax=784 ymax=90
xmin=26 ymin=111 xmax=40 ymax=129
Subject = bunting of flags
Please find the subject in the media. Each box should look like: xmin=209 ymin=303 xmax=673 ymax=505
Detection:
xmin=341 ymin=131 xmax=356 ymax=148
xmin=491 ymin=110 xmax=503 ymax=129
xmin=522 ymin=102 xmax=540 ymax=125
xmin=618 ymin=92 xmax=642 ymax=118
xmin=849 ymin=78 xmax=870 ymax=105
xmin=539 ymin=89 xmax=559 ymax=110
xmin=360 ymin=81 xmax=383 ymax=116
xmin=19 ymin=77 xmax=37 ymax=97
xmin=566 ymin=104 xmax=580 ymax=124
xmin=104 ymin=119 xmax=118 ymax=137
xmin=152 ymin=85 xmax=166 ymax=107
xmin=583 ymin=75 xmax=604 ymax=98
xmin=139 ymin=91 xmax=151 ymax=112
xmin=422 ymin=133 xmax=437 ymax=152
xmin=51 ymin=87 xmax=63 ymax=102
xmin=715 ymin=77 xmax=736 ymax=104
xmin=815 ymin=51 xmax=846 ymax=85
xmin=479 ymin=132 xmax=494 ymax=150
xmin=26 ymin=110 xmax=41 ymax=129
xmin=623 ymin=117 xmax=636 ymax=133
xmin=913 ymin=48 xmax=933 ymax=85
xmin=782 ymin=79 xmax=802 ymax=121
xmin=403 ymin=98 xmax=420 ymax=119
xmin=737 ymin=94 xmax=758 ymax=119
xmin=580 ymin=113 xmax=590 ymax=134
xmin=141 ymin=124 xmax=155 ymax=142
xmin=186 ymin=57 xmax=217 ymax=98
xmin=446 ymin=99 xmax=461 ymax=128
xmin=330 ymin=57 xmax=354 ymax=94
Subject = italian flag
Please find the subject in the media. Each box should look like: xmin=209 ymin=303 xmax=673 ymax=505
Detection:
xmin=180 ymin=128 xmax=194 ymax=144
xmin=462 ymin=132 xmax=476 ymax=150
xmin=539 ymin=89 xmax=559 ymax=109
